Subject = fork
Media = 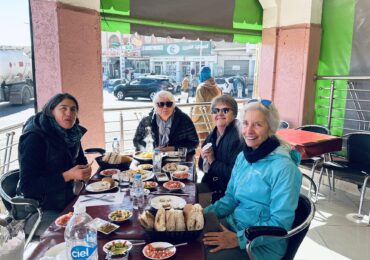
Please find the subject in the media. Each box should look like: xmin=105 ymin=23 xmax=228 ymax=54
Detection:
xmin=153 ymin=242 xmax=188 ymax=251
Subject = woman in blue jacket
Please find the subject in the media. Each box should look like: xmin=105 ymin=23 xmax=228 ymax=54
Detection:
xmin=203 ymin=99 xmax=302 ymax=260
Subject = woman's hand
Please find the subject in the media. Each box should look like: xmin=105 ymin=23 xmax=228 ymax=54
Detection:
xmin=63 ymin=164 xmax=92 ymax=182
xmin=203 ymin=224 xmax=238 ymax=252
xmin=201 ymin=147 xmax=215 ymax=164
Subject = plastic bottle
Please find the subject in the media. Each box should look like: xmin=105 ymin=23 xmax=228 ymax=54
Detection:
xmin=152 ymin=148 xmax=162 ymax=175
xmin=145 ymin=127 xmax=154 ymax=152
xmin=131 ymin=173 xmax=144 ymax=210
xmin=64 ymin=205 xmax=97 ymax=260
xmin=112 ymin=138 xmax=120 ymax=153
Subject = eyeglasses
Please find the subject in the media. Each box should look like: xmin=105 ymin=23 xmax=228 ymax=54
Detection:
xmin=211 ymin=107 xmax=231 ymax=114
xmin=248 ymin=98 xmax=272 ymax=107
xmin=157 ymin=101 xmax=174 ymax=108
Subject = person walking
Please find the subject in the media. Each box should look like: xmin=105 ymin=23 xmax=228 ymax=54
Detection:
xmin=191 ymin=66 xmax=222 ymax=143
xmin=181 ymin=74 xmax=190 ymax=103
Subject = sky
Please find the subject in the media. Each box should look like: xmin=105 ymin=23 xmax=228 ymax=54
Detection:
xmin=0 ymin=0 xmax=31 ymax=46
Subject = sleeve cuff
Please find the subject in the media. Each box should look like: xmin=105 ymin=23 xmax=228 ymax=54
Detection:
xmin=237 ymin=229 xmax=248 ymax=249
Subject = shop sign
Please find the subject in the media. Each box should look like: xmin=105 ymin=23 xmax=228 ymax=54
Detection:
xmin=141 ymin=42 xmax=211 ymax=56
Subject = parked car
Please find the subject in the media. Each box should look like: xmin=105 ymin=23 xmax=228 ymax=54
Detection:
xmin=106 ymin=78 xmax=128 ymax=93
xmin=215 ymin=77 xmax=234 ymax=95
xmin=113 ymin=77 xmax=175 ymax=101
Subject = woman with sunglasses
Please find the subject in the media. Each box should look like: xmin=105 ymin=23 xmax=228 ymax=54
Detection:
xmin=133 ymin=90 xmax=199 ymax=154
xmin=198 ymin=95 xmax=244 ymax=206
xmin=202 ymin=99 xmax=302 ymax=260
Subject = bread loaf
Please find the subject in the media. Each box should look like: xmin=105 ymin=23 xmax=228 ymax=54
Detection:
xmin=184 ymin=203 xmax=204 ymax=231
xmin=139 ymin=211 xmax=155 ymax=230
xmin=174 ymin=210 xmax=186 ymax=231
xmin=165 ymin=209 xmax=176 ymax=231
xmin=102 ymin=177 xmax=115 ymax=188
xmin=154 ymin=208 xmax=166 ymax=231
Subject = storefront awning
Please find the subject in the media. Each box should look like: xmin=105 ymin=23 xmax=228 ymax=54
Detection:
xmin=100 ymin=0 xmax=263 ymax=43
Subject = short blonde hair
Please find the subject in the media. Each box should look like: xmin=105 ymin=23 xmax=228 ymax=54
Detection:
xmin=153 ymin=91 xmax=176 ymax=107
xmin=240 ymin=99 xmax=280 ymax=136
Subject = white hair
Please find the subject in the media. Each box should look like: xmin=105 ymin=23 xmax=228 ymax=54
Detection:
xmin=239 ymin=100 xmax=280 ymax=136
xmin=153 ymin=91 xmax=176 ymax=107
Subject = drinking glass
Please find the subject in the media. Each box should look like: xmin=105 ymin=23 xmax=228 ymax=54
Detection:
xmin=177 ymin=147 xmax=187 ymax=161
xmin=118 ymin=171 xmax=130 ymax=192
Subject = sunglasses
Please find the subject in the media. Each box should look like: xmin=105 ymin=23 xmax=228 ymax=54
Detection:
xmin=157 ymin=101 xmax=174 ymax=108
xmin=248 ymin=98 xmax=272 ymax=107
xmin=211 ymin=107 xmax=231 ymax=114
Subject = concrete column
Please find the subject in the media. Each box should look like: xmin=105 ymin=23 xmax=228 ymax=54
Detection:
xmin=258 ymin=0 xmax=323 ymax=128
xmin=30 ymin=0 xmax=105 ymax=150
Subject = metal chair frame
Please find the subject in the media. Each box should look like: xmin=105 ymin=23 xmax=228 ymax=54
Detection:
xmin=246 ymin=194 xmax=315 ymax=260
xmin=0 ymin=169 xmax=43 ymax=248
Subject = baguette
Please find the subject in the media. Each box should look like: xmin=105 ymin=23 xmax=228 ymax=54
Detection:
xmin=165 ymin=209 xmax=176 ymax=231
xmin=154 ymin=208 xmax=166 ymax=231
xmin=139 ymin=210 xmax=155 ymax=230
xmin=174 ymin=210 xmax=186 ymax=231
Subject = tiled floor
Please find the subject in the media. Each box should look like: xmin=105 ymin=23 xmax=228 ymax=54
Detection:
xmin=296 ymin=169 xmax=370 ymax=260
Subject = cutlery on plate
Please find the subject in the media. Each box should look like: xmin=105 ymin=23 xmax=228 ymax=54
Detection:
xmin=153 ymin=242 xmax=188 ymax=251
xmin=80 ymin=194 xmax=114 ymax=202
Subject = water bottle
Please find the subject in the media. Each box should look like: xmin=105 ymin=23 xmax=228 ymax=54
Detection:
xmin=152 ymin=148 xmax=162 ymax=175
xmin=145 ymin=127 xmax=154 ymax=152
xmin=112 ymin=138 xmax=120 ymax=153
xmin=64 ymin=205 xmax=97 ymax=260
xmin=131 ymin=173 xmax=144 ymax=210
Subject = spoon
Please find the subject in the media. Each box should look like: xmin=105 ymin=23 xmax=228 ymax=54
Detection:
xmin=153 ymin=242 xmax=187 ymax=251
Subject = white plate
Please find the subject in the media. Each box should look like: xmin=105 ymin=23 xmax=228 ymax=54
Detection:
xmin=150 ymin=195 xmax=186 ymax=210
xmin=86 ymin=181 xmax=119 ymax=192
xmin=162 ymin=163 xmax=189 ymax=172
xmin=108 ymin=210 xmax=133 ymax=222
xmin=44 ymin=242 xmax=67 ymax=259
xmin=171 ymin=171 xmax=191 ymax=180
xmin=100 ymin=168 xmax=120 ymax=177
xmin=88 ymin=217 xmax=119 ymax=235
xmin=165 ymin=151 xmax=180 ymax=158
xmin=133 ymin=151 xmax=153 ymax=161
xmin=112 ymin=170 xmax=154 ymax=183
xmin=103 ymin=239 xmax=133 ymax=255
xmin=54 ymin=212 xmax=73 ymax=227
xmin=163 ymin=181 xmax=185 ymax=191
xmin=142 ymin=242 xmax=176 ymax=260
xmin=138 ymin=164 xmax=153 ymax=170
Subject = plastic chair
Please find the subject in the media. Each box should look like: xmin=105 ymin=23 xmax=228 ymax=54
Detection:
xmin=318 ymin=132 xmax=370 ymax=219
xmin=245 ymin=194 xmax=315 ymax=260
xmin=296 ymin=125 xmax=330 ymax=198
xmin=0 ymin=169 xmax=42 ymax=248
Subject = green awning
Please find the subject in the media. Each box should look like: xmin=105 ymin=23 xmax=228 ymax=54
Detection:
xmin=100 ymin=0 xmax=263 ymax=43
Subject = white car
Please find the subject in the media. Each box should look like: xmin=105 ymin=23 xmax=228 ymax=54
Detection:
xmin=215 ymin=77 xmax=234 ymax=95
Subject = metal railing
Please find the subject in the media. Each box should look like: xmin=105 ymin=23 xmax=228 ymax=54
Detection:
xmin=0 ymin=100 xmax=247 ymax=175
xmin=314 ymin=75 xmax=370 ymax=135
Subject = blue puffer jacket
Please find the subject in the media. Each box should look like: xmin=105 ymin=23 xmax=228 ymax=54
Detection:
xmin=204 ymin=145 xmax=302 ymax=260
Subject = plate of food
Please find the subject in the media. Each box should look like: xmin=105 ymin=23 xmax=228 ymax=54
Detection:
xmin=144 ymin=181 xmax=158 ymax=190
xmin=150 ymin=195 xmax=186 ymax=210
xmin=100 ymin=168 xmax=120 ymax=177
xmin=163 ymin=181 xmax=185 ymax=191
xmin=112 ymin=169 xmax=154 ymax=183
xmin=162 ymin=163 xmax=189 ymax=172
xmin=171 ymin=171 xmax=191 ymax=180
xmin=138 ymin=164 xmax=153 ymax=170
xmin=86 ymin=179 xmax=118 ymax=192
xmin=143 ymin=242 xmax=176 ymax=260
xmin=54 ymin=212 xmax=73 ymax=227
xmin=103 ymin=240 xmax=133 ymax=256
xmin=88 ymin=217 xmax=119 ymax=235
xmin=108 ymin=210 xmax=133 ymax=222
xmin=165 ymin=151 xmax=180 ymax=158
xmin=134 ymin=151 xmax=153 ymax=161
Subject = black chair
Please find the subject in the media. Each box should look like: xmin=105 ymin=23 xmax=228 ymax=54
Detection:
xmin=318 ymin=132 xmax=370 ymax=219
xmin=279 ymin=120 xmax=290 ymax=129
xmin=296 ymin=125 xmax=331 ymax=198
xmin=245 ymin=194 xmax=315 ymax=260
xmin=0 ymin=169 xmax=43 ymax=247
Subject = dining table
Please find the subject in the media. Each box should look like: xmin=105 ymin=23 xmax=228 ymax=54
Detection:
xmin=276 ymin=128 xmax=343 ymax=159
xmin=27 ymin=156 xmax=205 ymax=260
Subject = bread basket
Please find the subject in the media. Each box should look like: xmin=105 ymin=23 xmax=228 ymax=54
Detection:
xmin=95 ymin=155 xmax=131 ymax=171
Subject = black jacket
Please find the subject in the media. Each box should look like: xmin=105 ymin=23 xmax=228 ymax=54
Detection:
xmin=133 ymin=107 xmax=199 ymax=154
xmin=199 ymin=119 xmax=244 ymax=193
xmin=17 ymin=113 xmax=87 ymax=211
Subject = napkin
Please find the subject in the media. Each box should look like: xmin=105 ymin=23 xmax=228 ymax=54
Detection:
xmin=74 ymin=192 xmax=125 ymax=208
